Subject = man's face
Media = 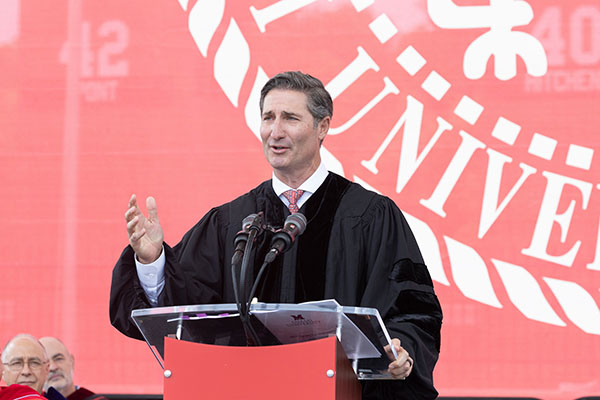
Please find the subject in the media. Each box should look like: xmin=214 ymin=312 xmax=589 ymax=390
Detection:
xmin=40 ymin=337 xmax=74 ymax=395
xmin=1 ymin=337 xmax=49 ymax=393
xmin=260 ymin=89 xmax=329 ymax=185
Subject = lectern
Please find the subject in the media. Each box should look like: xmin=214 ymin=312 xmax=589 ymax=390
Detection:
xmin=132 ymin=301 xmax=399 ymax=399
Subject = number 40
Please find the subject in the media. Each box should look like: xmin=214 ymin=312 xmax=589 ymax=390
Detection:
xmin=531 ymin=5 xmax=600 ymax=67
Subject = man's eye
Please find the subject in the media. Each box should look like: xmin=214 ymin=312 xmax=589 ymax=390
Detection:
xmin=29 ymin=360 xmax=42 ymax=368
xmin=9 ymin=361 xmax=23 ymax=368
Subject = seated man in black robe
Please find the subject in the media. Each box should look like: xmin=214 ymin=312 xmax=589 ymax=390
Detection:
xmin=110 ymin=71 xmax=443 ymax=399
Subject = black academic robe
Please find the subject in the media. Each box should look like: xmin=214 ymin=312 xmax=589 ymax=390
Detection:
xmin=44 ymin=388 xmax=66 ymax=400
xmin=110 ymin=172 xmax=443 ymax=399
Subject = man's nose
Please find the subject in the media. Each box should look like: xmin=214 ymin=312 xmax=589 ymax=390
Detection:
xmin=20 ymin=364 xmax=32 ymax=374
xmin=270 ymin=118 xmax=285 ymax=138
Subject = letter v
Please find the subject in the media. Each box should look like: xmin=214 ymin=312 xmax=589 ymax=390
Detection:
xmin=478 ymin=149 xmax=536 ymax=239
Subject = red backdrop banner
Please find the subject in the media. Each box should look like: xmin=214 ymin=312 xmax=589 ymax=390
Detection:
xmin=1 ymin=1 xmax=599 ymax=399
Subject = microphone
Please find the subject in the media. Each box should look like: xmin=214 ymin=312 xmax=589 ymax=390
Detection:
xmin=231 ymin=213 xmax=263 ymax=266
xmin=264 ymin=213 xmax=307 ymax=263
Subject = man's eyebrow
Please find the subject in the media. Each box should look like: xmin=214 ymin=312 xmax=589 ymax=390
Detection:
xmin=261 ymin=110 xmax=301 ymax=119
xmin=51 ymin=353 xmax=65 ymax=360
xmin=8 ymin=357 xmax=42 ymax=362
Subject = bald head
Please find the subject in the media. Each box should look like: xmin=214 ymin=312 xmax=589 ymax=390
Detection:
xmin=39 ymin=336 xmax=76 ymax=397
xmin=1 ymin=334 xmax=49 ymax=393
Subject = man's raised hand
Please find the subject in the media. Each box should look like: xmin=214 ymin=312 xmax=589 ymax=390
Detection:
xmin=125 ymin=194 xmax=164 ymax=264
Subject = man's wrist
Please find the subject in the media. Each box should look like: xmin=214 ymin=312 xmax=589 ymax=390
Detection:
xmin=136 ymin=248 xmax=162 ymax=264
xmin=137 ymin=254 xmax=158 ymax=264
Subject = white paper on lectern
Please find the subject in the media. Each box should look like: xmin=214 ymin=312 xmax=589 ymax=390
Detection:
xmin=252 ymin=299 xmax=381 ymax=359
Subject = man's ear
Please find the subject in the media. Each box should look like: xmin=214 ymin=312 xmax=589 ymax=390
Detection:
xmin=317 ymin=116 xmax=330 ymax=141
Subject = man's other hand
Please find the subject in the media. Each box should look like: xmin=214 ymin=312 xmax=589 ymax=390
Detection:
xmin=384 ymin=338 xmax=413 ymax=380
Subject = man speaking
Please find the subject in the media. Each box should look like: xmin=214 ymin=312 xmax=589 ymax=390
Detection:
xmin=110 ymin=71 xmax=442 ymax=399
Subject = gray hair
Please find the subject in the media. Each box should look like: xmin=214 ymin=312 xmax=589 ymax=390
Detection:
xmin=260 ymin=71 xmax=333 ymax=127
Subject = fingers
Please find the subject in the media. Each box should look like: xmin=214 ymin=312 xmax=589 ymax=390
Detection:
xmin=146 ymin=196 xmax=159 ymax=221
xmin=126 ymin=215 xmax=142 ymax=238
xmin=124 ymin=195 xmax=163 ymax=261
xmin=388 ymin=356 xmax=413 ymax=380
xmin=129 ymin=225 xmax=146 ymax=243
xmin=384 ymin=338 xmax=401 ymax=361
xmin=124 ymin=206 xmax=137 ymax=224
xmin=128 ymin=193 xmax=137 ymax=209
xmin=125 ymin=195 xmax=158 ymax=223
xmin=125 ymin=194 xmax=140 ymax=223
xmin=125 ymin=194 xmax=145 ymax=242
xmin=386 ymin=338 xmax=413 ymax=380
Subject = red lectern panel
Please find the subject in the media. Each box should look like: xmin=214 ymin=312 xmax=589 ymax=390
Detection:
xmin=163 ymin=336 xmax=361 ymax=400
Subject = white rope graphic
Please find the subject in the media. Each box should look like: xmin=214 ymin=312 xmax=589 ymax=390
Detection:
xmin=178 ymin=0 xmax=600 ymax=335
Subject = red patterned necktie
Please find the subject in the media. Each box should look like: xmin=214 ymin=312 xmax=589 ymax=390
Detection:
xmin=282 ymin=189 xmax=305 ymax=214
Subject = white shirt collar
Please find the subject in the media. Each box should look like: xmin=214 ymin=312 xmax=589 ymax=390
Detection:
xmin=272 ymin=162 xmax=329 ymax=197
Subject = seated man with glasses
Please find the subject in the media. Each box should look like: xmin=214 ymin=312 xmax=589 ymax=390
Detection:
xmin=1 ymin=334 xmax=64 ymax=399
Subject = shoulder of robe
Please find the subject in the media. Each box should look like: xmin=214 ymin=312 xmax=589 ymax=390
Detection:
xmin=335 ymin=179 xmax=397 ymax=220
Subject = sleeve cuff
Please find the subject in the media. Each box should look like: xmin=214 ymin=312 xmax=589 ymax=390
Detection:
xmin=135 ymin=247 xmax=166 ymax=306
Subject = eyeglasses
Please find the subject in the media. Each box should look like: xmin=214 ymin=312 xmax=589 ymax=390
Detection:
xmin=2 ymin=358 xmax=48 ymax=372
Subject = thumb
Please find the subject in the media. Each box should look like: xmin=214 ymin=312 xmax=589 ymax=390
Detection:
xmin=385 ymin=338 xmax=401 ymax=361
xmin=146 ymin=196 xmax=159 ymax=221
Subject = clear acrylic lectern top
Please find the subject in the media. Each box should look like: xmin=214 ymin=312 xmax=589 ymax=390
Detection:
xmin=131 ymin=300 xmax=398 ymax=380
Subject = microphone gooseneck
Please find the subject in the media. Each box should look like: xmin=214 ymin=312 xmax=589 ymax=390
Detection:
xmin=230 ymin=212 xmax=265 ymax=346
